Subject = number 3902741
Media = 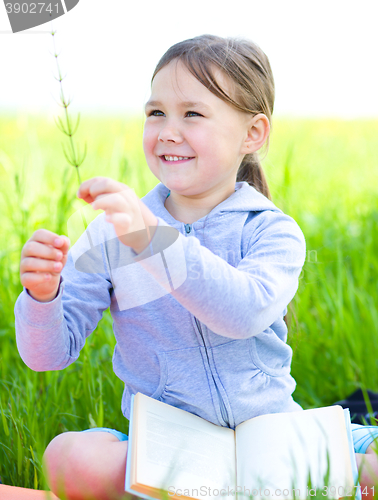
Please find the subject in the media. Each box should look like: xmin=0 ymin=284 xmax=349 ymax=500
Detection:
xmin=5 ymin=3 xmax=60 ymax=14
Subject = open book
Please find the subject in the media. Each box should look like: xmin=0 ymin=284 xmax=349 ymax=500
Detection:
xmin=125 ymin=393 xmax=361 ymax=500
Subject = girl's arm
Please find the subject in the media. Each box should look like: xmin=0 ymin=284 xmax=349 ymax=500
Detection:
xmin=129 ymin=210 xmax=306 ymax=340
xmin=14 ymin=215 xmax=113 ymax=371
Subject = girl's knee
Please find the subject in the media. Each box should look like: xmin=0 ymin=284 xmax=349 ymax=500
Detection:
xmin=43 ymin=431 xmax=82 ymax=492
xmin=44 ymin=431 xmax=77 ymax=468
xmin=43 ymin=430 xmax=128 ymax=500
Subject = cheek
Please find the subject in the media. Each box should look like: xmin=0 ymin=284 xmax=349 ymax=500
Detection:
xmin=188 ymin=128 xmax=215 ymax=157
xmin=142 ymin=125 xmax=156 ymax=155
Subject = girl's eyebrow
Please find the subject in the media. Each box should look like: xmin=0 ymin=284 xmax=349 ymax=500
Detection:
xmin=145 ymin=100 xmax=211 ymax=111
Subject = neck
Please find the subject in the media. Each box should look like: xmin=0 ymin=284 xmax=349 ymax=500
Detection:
xmin=164 ymin=185 xmax=236 ymax=224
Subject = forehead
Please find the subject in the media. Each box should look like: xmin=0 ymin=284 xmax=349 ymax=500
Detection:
xmin=150 ymin=59 xmax=235 ymax=104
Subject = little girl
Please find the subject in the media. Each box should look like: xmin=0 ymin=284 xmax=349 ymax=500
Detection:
xmin=15 ymin=34 xmax=378 ymax=500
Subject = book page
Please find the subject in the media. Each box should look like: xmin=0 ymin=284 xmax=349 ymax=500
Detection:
xmin=235 ymin=406 xmax=354 ymax=500
xmin=134 ymin=393 xmax=236 ymax=500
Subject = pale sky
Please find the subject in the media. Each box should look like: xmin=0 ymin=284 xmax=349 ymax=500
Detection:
xmin=0 ymin=0 xmax=377 ymax=118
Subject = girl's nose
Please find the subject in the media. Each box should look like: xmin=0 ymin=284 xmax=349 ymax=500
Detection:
xmin=158 ymin=123 xmax=183 ymax=143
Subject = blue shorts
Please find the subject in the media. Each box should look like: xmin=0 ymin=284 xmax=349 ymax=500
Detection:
xmin=351 ymin=423 xmax=378 ymax=454
xmin=82 ymin=427 xmax=128 ymax=442
xmin=82 ymin=424 xmax=378 ymax=454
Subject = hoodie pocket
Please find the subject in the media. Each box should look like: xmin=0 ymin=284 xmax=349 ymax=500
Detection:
xmin=210 ymin=336 xmax=294 ymax=426
xmin=249 ymin=327 xmax=293 ymax=377
xmin=152 ymin=347 xmax=217 ymax=424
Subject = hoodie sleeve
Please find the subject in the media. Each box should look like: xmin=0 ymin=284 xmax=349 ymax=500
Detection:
xmin=130 ymin=211 xmax=306 ymax=340
xmin=14 ymin=218 xmax=113 ymax=372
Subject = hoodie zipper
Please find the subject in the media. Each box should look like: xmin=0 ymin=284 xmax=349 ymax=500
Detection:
xmin=185 ymin=222 xmax=230 ymax=427
xmin=194 ymin=316 xmax=230 ymax=427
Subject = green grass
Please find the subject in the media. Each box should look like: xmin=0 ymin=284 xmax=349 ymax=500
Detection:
xmin=0 ymin=113 xmax=378 ymax=495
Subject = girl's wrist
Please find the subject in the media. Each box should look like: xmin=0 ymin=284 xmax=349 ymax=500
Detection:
xmin=132 ymin=216 xmax=158 ymax=255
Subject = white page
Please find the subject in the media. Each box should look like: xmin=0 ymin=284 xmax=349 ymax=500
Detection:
xmin=235 ymin=407 xmax=353 ymax=500
xmin=136 ymin=394 xmax=236 ymax=500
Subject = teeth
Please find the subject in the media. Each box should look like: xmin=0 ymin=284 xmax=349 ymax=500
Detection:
xmin=164 ymin=155 xmax=192 ymax=161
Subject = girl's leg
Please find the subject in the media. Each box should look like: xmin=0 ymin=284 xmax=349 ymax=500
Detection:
xmin=43 ymin=430 xmax=128 ymax=500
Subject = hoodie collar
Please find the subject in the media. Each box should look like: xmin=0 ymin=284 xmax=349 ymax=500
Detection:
xmin=142 ymin=181 xmax=282 ymax=229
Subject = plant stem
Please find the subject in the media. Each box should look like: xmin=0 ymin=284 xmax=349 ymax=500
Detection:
xmin=49 ymin=20 xmax=92 ymax=246
xmin=50 ymin=23 xmax=86 ymax=188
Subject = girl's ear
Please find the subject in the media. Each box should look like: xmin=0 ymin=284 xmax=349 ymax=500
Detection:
xmin=241 ymin=113 xmax=270 ymax=154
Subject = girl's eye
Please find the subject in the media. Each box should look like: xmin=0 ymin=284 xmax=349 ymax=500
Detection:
xmin=148 ymin=110 xmax=164 ymax=116
xmin=147 ymin=110 xmax=202 ymax=117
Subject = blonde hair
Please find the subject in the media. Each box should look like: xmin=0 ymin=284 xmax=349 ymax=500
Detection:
xmin=151 ymin=34 xmax=275 ymax=199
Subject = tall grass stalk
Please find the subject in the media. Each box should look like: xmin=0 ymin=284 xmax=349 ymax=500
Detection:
xmin=49 ymin=20 xmax=96 ymax=251
xmin=50 ymin=23 xmax=87 ymax=188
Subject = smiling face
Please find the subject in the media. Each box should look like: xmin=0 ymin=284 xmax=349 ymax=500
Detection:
xmin=143 ymin=59 xmax=255 ymax=211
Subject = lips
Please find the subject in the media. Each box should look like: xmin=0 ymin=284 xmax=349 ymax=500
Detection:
xmin=160 ymin=155 xmax=195 ymax=161
xmin=159 ymin=155 xmax=195 ymax=165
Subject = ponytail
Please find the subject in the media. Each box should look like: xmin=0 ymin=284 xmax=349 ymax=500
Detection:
xmin=237 ymin=152 xmax=271 ymax=200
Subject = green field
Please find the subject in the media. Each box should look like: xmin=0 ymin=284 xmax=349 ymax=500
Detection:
xmin=1 ymin=113 xmax=378 ymax=492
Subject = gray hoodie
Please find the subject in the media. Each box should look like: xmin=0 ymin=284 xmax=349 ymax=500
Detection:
xmin=14 ymin=181 xmax=306 ymax=429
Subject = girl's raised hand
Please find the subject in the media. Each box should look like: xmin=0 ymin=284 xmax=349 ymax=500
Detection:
xmin=20 ymin=230 xmax=70 ymax=302
xmin=77 ymin=177 xmax=158 ymax=254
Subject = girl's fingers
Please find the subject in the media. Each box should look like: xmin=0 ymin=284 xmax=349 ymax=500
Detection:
xmin=58 ymin=235 xmax=71 ymax=254
xmin=77 ymin=177 xmax=126 ymax=204
xmin=76 ymin=177 xmax=102 ymax=202
xmin=21 ymin=256 xmax=62 ymax=275
xmin=21 ymin=271 xmax=52 ymax=288
xmin=19 ymin=230 xmax=70 ymax=300
xmin=22 ymin=238 xmax=68 ymax=261
xmin=22 ymin=230 xmax=70 ymax=259
xmin=77 ymin=179 xmax=143 ymax=234
xmin=20 ymin=259 xmax=65 ymax=292
xmin=21 ymin=270 xmax=57 ymax=287
xmin=92 ymin=192 xmax=129 ymax=213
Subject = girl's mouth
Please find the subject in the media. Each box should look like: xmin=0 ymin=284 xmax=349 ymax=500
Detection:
xmin=160 ymin=155 xmax=195 ymax=164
